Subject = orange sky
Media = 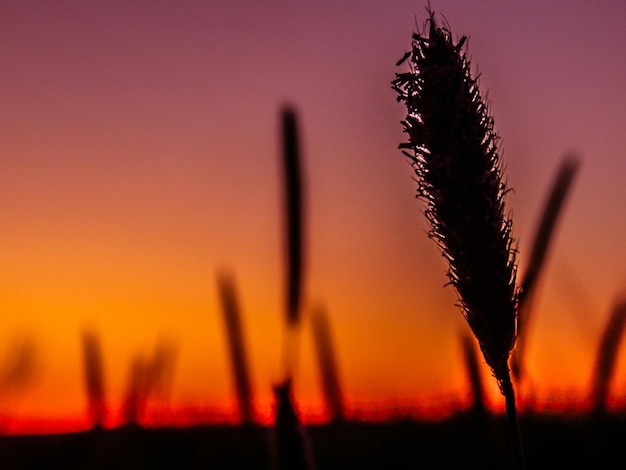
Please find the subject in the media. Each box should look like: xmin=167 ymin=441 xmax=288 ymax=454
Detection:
xmin=1 ymin=0 xmax=626 ymax=434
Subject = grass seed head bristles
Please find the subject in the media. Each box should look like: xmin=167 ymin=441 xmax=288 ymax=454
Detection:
xmin=217 ymin=268 xmax=255 ymax=425
xmin=591 ymin=296 xmax=626 ymax=416
xmin=81 ymin=328 xmax=107 ymax=430
xmin=393 ymin=11 xmax=518 ymax=386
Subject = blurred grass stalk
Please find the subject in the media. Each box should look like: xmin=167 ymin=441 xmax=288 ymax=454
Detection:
xmin=273 ymin=105 xmax=314 ymax=470
xmin=311 ymin=304 xmax=345 ymax=423
xmin=281 ymin=105 xmax=306 ymax=384
xmin=272 ymin=380 xmax=315 ymax=470
xmin=217 ymin=269 xmax=255 ymax=425
xmin=461 ymin=331 xmax=494 ymax=467
xmin=591 ymin=296 xmax=626 ymax=416
xmin=461 ymin=331 xmax=487 ymax=417
xmin=512 ymin=154 xmax=581 ymax=385
xmin=81 ymin=328 xmax=106 ymax=430
xmin=122 ymin=339 xmax=177 ymax=427
xmin=393 ymin=11 xmax=524 ymax=469
xmin=123 ymin=355 xmax=147 ymax=426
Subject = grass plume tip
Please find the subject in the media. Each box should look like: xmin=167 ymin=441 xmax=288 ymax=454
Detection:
xmin=392 ymin=12 xmax=519 ymax=389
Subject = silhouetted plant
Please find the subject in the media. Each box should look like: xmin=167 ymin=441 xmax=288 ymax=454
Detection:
xmin=122 ymin=339 xmax=177 ymax=426
xmin=282 ymin=105 xmax=305 ymax=327
xmin=393 ymin=10 xmax=524 ymax=469
xmin=123 ymin=355 xmax=147 ymax=427
xmin=591 ymin=296 xmax=626 ymax=416
xmin=460 ymin=331 xmax=496 ymax=469
xmin=271 ymin=380 xmax=315 ymax=470
xmin=280 ymin=105 xmax=307 ymax=383
xmin=81 ymin=328 xmax=107 ymax=430
xmin=311 ymin=304 xmax=345 ymax=423
xmin=0 ymin=335 xmax=38 ymax=398
xmin=272 ymin=104 xmax=314 ymax=470
xmin=145 ymin=338 xmax=178 ymax=412
xmin=461 ymin=331 xmax=487 ymax=417
xmin=217 ymin=268 xmax=256 ymax=425
xmin=512 ymin=154 xmax=581 ymax=384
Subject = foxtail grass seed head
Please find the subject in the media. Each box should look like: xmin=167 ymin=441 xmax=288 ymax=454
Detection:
xmin=393 ymin=13 xmax=519 ymax=387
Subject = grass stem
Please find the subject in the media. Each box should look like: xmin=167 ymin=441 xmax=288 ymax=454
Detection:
xmin=501 ymin=370 xmax=525 ymax=470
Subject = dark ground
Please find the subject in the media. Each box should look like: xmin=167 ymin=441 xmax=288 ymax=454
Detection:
xmin=0 ymin=412 xmax=624 ymax=469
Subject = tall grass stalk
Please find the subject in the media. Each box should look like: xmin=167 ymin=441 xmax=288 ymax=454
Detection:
xmin=145 ymin=338 xmax=178 ymax=412
xmin=271 ymin=380 xmax=316 ymax=470
xmin=0 ymin=335 xmax=37 ymax=400
xmin=280 ymin=105 xmax=306 ymax=383
xmin=393 ymin=11 xmax=524 ymax=469
xmin=591 ymin=296 xmax=626 ymax=416
xmin=461 ymin=332 xmax=487 ymax=417
xmin=512 ymin=154 xmax=581 ymax=383
xmin=217 ymin=269 xmax=255 ymax=424
xmin=123 ymin=355 xmax=147 ymax=426
xmin=461 ymin=331 xmax=495 ymax=467
xmin=81 ymin=329 xmax=107 ymax=430
xmin=122 ymin=341 xmax=177 ymax=426
xmin=311 ymin=304 xmax=345 ymax=423
xmin=273 ymin=105 xmax=314 ymax=470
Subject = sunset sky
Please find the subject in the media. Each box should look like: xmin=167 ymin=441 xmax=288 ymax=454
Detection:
xmin=1 ymin=0 xmax=626 ymax=434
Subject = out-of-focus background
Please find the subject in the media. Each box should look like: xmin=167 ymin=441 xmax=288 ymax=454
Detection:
xmin=1 ymin=0 xmax=625 ymax=434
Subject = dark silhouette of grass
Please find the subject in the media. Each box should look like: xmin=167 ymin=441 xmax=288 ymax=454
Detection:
xmin=280 ymin=104 xmax=307 ymax=387
xmin=461 ymin=331 xmax=487 ymax=417
xmin=0 ymin=335 xmax=37 ymax=399
xmin=272 ymin=104 xmax=314 ymax=470
xmin=271 ymin=380 xmax=315 ymax=470
xmin=512 ymin=154 xmax=581 ymax=384
xmin=146 ymin=338 xmax=178 ymax=409
xmin=310 ymin=304 xmax=345 ymax=423
xmin=591 ymin=296 xmax=626 ymax=416
xmin=282 ymin=105 xmax=305 ymax=329
xmin=394 ymin=9 xmax=524 ymax=468
xmin=216 ymin=268 xmax=255 ymax=425
xmin=123 ymin=355 xmax=147 ymax=427
xmin=81 ymin=328 xmax=107 ymax=430
xmin=122 ymin=339 xmax=177 ymax=427
xmin=460 ymin=331 xmax=499 ymax=469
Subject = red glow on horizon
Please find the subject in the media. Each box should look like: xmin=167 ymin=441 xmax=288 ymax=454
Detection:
xmin=5 ymin=391 xmax=626 ymax=437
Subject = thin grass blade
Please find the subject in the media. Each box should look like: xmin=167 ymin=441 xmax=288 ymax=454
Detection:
xmin=271 ymin=380 xmax=315 ymax=470
xmin=282 ymin=106 xmax=305 ymax=327
xmin=512 ymin=154 xmax=581 ymax=382
xmin=311 ymin=304 xmax=345 ymax=423
xmin=123 ymin=355 xmax=148 ymax=427
xmin=81 ymin=328 xmax=107 ymax=429
xmin=519 ymin=154 xmax=581 ymax=308
xmin=591 ymin=296 xmax=626 ymax=415
xmin=461 ymin=331 xmax=487 ymax=416
xmin=217 ymin=269 xmax=255 ymax=424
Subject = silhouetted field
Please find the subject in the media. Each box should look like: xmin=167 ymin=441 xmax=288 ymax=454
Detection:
xmin=0 ymin=412 xmax=624 ymax=469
